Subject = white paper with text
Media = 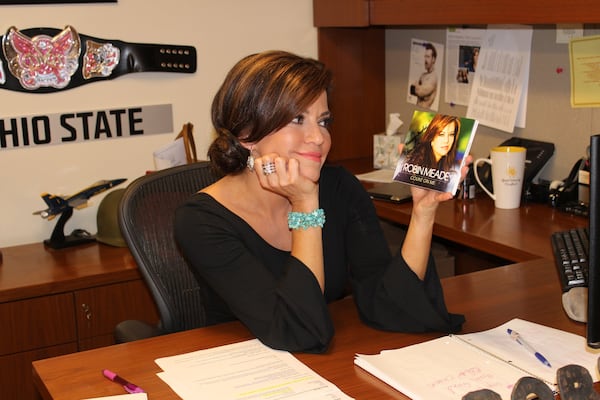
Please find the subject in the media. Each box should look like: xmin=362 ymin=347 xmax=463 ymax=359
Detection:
xmin=466 ymin=26 xmax=533 ymax=132
xmin=155 ymin=339 xmax=353 ymax=400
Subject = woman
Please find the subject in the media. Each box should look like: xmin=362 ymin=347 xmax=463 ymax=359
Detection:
xmin=406 ymin=114 xmax=460 ymax=171
xmin=174 ymin=50 xmax=466 ymax=353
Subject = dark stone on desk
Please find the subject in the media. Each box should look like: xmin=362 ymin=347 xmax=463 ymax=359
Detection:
xmin=511 ymin=376 xmax=553 ymax=400
xmin=462 ymin=388 xmax=502 ymax=400
xmin=557 ymin=364 xmax=600 ymax=400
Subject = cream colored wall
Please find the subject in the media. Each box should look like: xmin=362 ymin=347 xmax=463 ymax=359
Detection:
xmin=1 ymin=0 xmax=316 ymax=247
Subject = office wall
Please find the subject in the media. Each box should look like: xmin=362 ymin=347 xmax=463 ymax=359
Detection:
xmin=0 ymin=0 xmax=316 ymax=247
xmin=386 ymin=26 xmax=600 ymax=185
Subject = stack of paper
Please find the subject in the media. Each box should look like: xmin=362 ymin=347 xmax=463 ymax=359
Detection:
xmin=83 ymin=394 xmax=147 ymax=400
xmin=155 ymin=339 xmax=353 ymax=400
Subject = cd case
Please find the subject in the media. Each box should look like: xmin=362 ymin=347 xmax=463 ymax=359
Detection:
xmin=393 ymin=111 xmax=478 ymax=194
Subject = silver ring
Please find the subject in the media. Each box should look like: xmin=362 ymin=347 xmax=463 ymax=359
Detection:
xmin=262 ymin=161 xmax=276 ymax=175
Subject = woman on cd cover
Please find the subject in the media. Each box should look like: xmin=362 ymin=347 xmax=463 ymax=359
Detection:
xmin=394 ymin=114 xmax=462 ymax=193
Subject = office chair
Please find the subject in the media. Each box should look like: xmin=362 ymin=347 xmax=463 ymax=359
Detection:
xmin=114 ymin=161 xmax=224 ymax=343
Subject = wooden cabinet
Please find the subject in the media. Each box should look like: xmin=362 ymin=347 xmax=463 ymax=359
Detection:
xmin=0 ymin=242 xmax=159 ymax=400
xmin=76 ymin=280 xmax=157 ymax=350
xmin=313 ymin=0 xmax=600 ymax=168
xmin=0 ymin=294 xmax=76 ymax=355
xmin=313 ymin=0 xmax=369 ymax=27
xmin=368 ymin=0 xmax=600 ymax=25
xmin=1 ymin=343 xmax=77 ymax=400
xmin=318 ymin=27 xmax=385 ymax=167
xmin=0 ymin=294 xmax=77 ymax=400
xmin=314 ymin=0 xmax=600 ymax=27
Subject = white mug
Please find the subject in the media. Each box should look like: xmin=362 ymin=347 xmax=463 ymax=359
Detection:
xmin=474 ymin=146 xmax=527 ymax=209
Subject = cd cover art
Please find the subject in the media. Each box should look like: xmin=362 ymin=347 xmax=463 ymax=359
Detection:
xmin=392 ymin=111 xmax=478 ymax=194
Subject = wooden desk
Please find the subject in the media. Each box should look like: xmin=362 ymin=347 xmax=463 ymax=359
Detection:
xmin=374 ymin=196 xmax=588 ymax=266
xmin=32 ymin=258 xmax=589 ymax=400
xmin=0 ymin=242 xmax=159 ymax=400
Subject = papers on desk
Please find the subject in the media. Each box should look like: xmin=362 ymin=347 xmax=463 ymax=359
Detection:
xmin=155 ymin=339 xmax=353 ymax=400
xmin=355 ymin=318 xmax=600 ymax=400
xmin=355 ymin=168 xmax=395 ymax=183
xmin=82 ymin=394 xmax=147 ymax=400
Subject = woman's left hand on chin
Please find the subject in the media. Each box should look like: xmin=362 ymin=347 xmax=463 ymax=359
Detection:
xmin=254 ymin=154 xmax=319 ymax=205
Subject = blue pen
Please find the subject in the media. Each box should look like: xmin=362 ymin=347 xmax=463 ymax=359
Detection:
xmin=507 ymin=328 xmax=552 ymax=368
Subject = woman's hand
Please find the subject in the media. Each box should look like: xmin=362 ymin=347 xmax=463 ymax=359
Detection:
xmin=412 ymin=154 xmax=473 ymax=214
xmin=253 ymin=154 xmax=319 ymax=211
xmin=398 ymin=143 xmax=473 ymax=279
xmin=254 ymin=153 xmax=324 ymax=291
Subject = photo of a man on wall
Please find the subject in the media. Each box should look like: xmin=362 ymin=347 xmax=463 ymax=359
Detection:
xmin=407 ymin=39 xmax=444 ymax=111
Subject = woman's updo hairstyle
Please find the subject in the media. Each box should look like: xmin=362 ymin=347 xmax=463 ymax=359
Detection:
xmin=207 ymin=50 xmax=332 ymax=175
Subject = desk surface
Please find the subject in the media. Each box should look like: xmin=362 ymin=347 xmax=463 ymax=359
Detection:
xmin=0 ymin=242 xmax=139 ymax=303
xmin=33 ymin=258 xmax=588 ymax=400
xmin=374 ymin=196 xmax=588 ymax=262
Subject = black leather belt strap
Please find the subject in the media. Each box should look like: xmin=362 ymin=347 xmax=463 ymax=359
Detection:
xmin=0 ymin=25 xmax=197 ymax=93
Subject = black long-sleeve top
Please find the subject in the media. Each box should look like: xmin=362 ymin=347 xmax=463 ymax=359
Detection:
xmin=174 ymin=165 xmax=464 ymax=353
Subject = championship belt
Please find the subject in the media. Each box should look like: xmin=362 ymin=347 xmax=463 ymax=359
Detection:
xmin=0 ymin=25 xmax=197 ymax=93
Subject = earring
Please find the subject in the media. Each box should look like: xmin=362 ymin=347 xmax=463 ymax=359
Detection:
xmin=246 ymin=146 xmax=255 ymax=171
xmin=246 ymin=154 xmax=254 ymax=171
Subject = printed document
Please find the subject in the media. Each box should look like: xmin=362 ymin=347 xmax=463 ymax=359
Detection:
xmin=445 ymin=27 xmax=485 ymax=106
xmin=466 ymin=26 xmax=533 ymax=133
xmin=569 ymin=34 xmax=600 ymax=107
xmin=155 ymin=339 xmax=353 ymax=400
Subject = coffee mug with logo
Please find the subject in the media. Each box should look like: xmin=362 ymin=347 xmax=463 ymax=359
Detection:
xmin=474 ymin=146 xmax=527 ymax=209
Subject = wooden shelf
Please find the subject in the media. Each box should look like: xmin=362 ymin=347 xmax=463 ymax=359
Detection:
xmin=315 ymin=0 xmax=600 ymax=27
xmin=313 ymin=0 xmax=369 ymax=27
xmin=369 ymin=0 xmax=600 ymax=26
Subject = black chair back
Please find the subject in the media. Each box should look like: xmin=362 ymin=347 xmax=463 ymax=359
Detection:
xmin=117 ymin=162 xmax=222 ymax=338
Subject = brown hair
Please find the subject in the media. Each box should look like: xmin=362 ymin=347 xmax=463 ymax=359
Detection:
xmin=407 ymin=114 xmax=460 ymax=170
xmin=207 ymin=50 xmax=333 ymax=174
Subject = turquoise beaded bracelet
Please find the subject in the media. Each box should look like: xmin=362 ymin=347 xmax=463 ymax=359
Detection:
xmin=288 ymin=208 xmax=326 ymax=230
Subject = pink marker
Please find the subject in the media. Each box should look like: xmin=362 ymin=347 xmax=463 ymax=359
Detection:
xmin=102 ymin=369 xmax=145 ymax=394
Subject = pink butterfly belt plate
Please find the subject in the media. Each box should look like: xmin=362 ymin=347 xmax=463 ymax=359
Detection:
xmin=0 ymin=25 xmax=196 ymax=93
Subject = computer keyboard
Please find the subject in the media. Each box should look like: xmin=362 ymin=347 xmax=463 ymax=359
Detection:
xmin=551 ymin=227 xmax=589 ymax=292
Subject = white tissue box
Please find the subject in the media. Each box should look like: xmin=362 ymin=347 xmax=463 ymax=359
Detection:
xmin=373 ymin=133 xmax=402 ymax=169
